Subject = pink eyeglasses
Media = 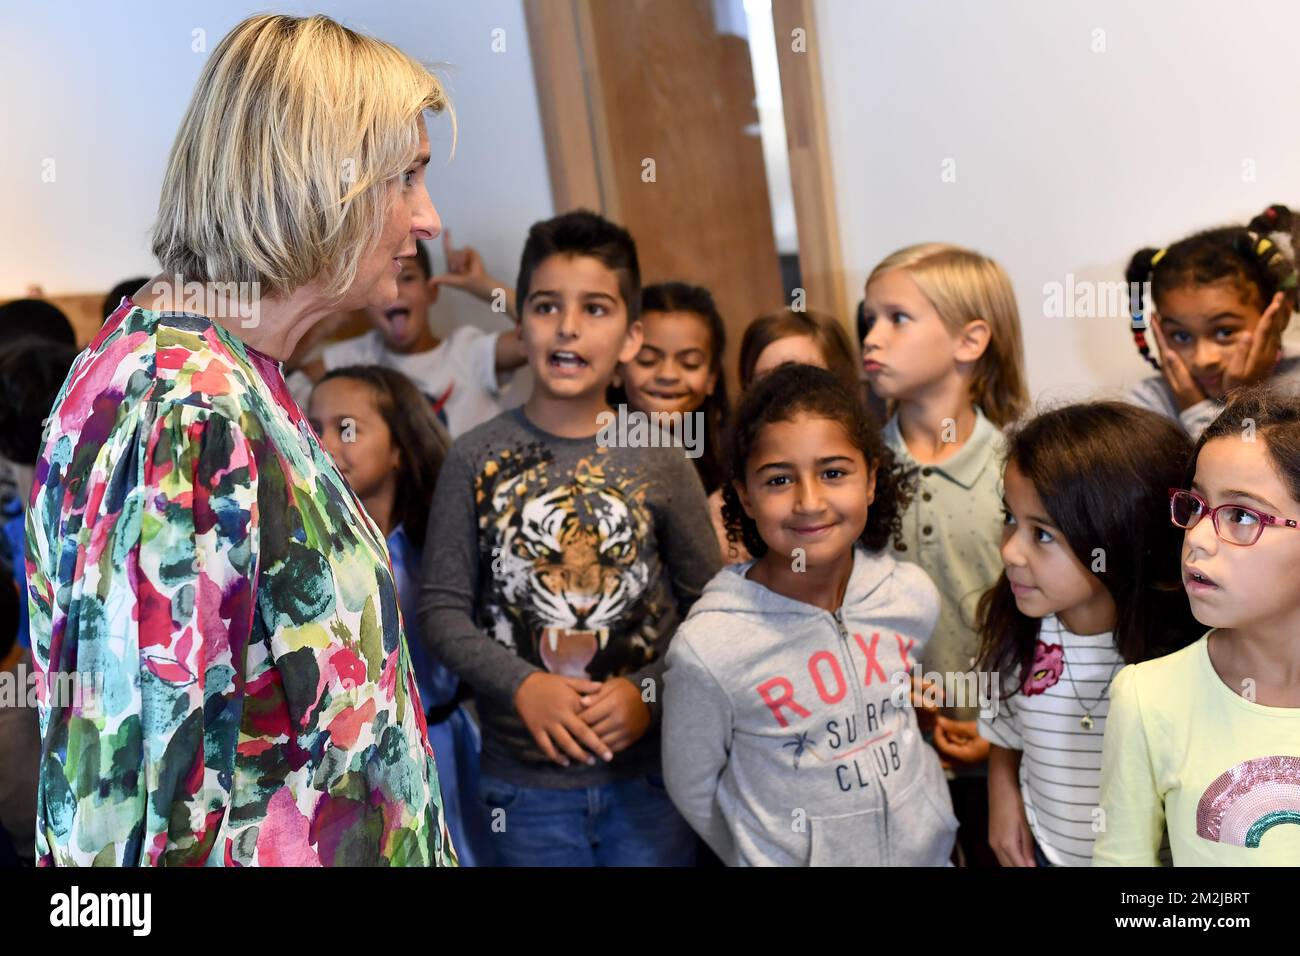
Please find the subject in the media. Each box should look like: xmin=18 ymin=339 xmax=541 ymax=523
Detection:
xmin=1168 ymin=488 xmax=1300 ymax=546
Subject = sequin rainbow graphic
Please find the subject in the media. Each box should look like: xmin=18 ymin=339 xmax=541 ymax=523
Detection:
xmin=1196 ymin=756 xmax=1300 ymax=848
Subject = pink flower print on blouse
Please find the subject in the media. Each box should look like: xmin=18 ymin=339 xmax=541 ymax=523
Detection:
xmin=1021 ymin=640 xmax=1064 ymax=696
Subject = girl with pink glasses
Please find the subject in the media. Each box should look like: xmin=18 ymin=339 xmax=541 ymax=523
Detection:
xmin=1096 ymin=384 xmax=1300 ymax=865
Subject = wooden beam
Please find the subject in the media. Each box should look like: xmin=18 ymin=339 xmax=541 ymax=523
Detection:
xmin=523 ymin=0 xmax=605 ymax=214
xmin=772 ymin=0 xmax=849 ymax=327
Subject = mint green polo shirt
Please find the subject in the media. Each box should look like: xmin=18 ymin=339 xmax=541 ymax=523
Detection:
xmin=884 ymin=408 xmax=1006 ymax=723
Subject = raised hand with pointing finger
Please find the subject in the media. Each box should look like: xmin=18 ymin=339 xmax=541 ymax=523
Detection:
xmin=428 ymin=229 xmax=516 ymax=319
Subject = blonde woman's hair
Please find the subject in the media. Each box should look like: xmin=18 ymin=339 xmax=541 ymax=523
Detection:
xmin=867 ymin=243 xmax=1028 ymax=426
xmin=151 ymin=14 xmax=452 ymax=300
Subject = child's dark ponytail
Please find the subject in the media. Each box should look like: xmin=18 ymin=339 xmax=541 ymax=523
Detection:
xmin=1126 ymin=246 xmax=1165 ymax=370
xmin=1247 ymin=203 xmax=1296 ymax=237
xmin=1236 ymin=206 xmax=1297 ymax=300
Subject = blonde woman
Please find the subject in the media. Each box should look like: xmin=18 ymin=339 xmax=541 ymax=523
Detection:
xmin=861 ymin=242 xmax=1029 ymax=867
xmin=27 ymin=14 xmax=455 ymax=866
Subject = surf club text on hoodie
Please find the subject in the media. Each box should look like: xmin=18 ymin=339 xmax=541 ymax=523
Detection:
xmin=663 ymin=546 xmax=960 ymax=866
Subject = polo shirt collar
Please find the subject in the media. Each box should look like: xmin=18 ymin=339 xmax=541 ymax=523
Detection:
xmin=883 ymin=407 xmax=1001 ymax=490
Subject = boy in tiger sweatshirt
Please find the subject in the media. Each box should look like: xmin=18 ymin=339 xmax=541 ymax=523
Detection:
xmin=420 ymin=210 xmax=720 ymax=866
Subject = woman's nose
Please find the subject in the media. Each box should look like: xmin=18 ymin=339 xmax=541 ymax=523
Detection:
xmin=411 ymin=187 xmax=441 ymax=243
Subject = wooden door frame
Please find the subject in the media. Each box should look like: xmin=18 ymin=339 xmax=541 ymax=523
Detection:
xmin=524 ymin=0 xmax=848 ymax=324
xmin=771 ymin=0 xmax=848 ymax=325
xmin=523 ymin=0 xmax=609 ymax=216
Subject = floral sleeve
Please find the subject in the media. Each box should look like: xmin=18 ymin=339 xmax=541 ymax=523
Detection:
xmin=33 ymin=402 xmax=258 ymax=866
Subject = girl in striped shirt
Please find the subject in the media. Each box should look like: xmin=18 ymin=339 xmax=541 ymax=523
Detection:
xmin=975 ymin=403 xmax=1202 ymax=866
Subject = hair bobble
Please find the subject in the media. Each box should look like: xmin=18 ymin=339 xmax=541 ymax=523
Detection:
xmin=1236 ymin=231 xmax=1298 ymax=297
xmin=1129 ymin=248 xmax=1166 ymax=370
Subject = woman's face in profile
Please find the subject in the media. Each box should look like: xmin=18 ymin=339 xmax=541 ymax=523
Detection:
xmin=348 ymin=122 xmax=441 ymax=313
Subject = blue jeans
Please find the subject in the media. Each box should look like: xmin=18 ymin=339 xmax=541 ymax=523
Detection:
xmin=479 ymin=773 xmax=697 ymax=867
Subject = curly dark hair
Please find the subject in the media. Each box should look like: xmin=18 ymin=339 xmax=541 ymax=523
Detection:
xmin=720 ymin=363 xmax=908 ymax=558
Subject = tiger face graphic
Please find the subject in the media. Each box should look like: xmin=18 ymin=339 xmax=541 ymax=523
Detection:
xmin=480 ymin=453 xmax=658 ymax=679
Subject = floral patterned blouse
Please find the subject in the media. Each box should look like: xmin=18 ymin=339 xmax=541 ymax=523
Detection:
xmin=26 ymin=301 xmax=454 ymax=866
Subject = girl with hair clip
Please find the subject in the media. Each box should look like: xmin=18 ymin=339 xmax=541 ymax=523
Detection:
xmin=309 ymin=365 xmax=495 ymax=865
xmin=1095 ymin=385 xmax=1300 ymax=866
xmin=861 ymin=242 xmax=1029 ymax=866
xmin=1127 ymin=204 xmax=1300 ymax=439
xmin=975 ymin=402 xmax=1200 ymax=867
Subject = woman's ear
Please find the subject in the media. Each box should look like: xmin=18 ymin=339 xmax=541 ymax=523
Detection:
xmin=954 ymin=319 xmax=991 ymax=364
xmin=865 ymin=462 xmax=878 ymax=508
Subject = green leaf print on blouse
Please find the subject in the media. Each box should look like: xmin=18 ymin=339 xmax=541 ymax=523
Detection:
xmin=266 ymin=542 xmax=336 ymax=628
xmin=360 ymin=596 xmax=384 ymax=682
xmin=277 ymin=646 xmax=322 ymax=729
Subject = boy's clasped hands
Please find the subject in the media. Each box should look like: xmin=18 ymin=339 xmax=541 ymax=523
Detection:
xmin=513 ymin=671 xmax=652 ymax=767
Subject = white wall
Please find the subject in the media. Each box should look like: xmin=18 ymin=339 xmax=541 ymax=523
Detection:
xmin=815 ymin=0 xmax=1300 ymax=405
xmin=0 ymin=0 xmax=552 ymax=344
xmin=22 ymin=0 xmax=1300 ymax=406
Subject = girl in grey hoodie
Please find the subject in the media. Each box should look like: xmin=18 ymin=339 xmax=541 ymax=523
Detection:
xmin=663 ymin=364 xmax=959 ymax=866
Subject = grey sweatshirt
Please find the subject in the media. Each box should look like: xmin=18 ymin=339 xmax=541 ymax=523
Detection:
xmin=419 ymin=408 xmax=721 ymax=788
xmin=662 ymin=546 xmax=959 ymax=866
xmin=1127 ymin=349 xmax=1300 ymax=439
